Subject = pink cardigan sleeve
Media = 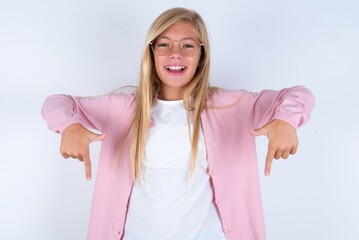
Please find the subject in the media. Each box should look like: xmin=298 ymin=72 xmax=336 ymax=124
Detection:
xmin=248 ymin=85 xmax=315 ymax=129
xmin=41 ymin=93 xmax=135 ymax=134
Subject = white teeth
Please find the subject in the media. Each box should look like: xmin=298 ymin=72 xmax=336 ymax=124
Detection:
xmin=166 ymin=66 xmax=186 ymax=71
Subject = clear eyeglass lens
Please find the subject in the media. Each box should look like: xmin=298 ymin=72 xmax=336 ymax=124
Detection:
xmin=152 ymin=38 xmax=201 ymax=56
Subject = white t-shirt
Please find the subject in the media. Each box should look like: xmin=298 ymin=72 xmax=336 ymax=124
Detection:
xmin=123 ymin=98 xmax=226 ymax=240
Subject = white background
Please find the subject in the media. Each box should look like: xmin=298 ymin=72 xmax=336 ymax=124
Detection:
xmin=1 ymin=0 xmax=358 ymax=239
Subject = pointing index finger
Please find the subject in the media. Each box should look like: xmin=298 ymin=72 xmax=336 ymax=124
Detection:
xmin=265 ymin=147 xmax=275 ymax=177
xmin=82 ymin=153 xmax=92 ymax=181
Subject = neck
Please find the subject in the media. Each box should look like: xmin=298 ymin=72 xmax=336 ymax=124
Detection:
xmin=158 ymin=88 xmax=185 ymax=100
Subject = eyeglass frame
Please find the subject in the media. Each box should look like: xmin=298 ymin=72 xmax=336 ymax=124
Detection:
xmin=149 ymin=37 xmax=204 ymax=57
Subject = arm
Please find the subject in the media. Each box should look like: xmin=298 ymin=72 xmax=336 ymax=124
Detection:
xmin=41 ymin=94 xmax=127 ymax=180
xmin=41 ymin=94 xmax=114 ymax=133
xmin=248 ymin=86 xmax=315 ymax=176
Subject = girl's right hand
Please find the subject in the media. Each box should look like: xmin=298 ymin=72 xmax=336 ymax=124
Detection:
xmin=60 ymin=123 xmax=106 ymax=180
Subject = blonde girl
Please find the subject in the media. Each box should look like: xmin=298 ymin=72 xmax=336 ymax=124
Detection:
xmin=42 ymin=7 xmax=315 ymax=240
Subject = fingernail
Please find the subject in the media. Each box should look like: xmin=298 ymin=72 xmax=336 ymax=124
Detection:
xmin=86 ymin=177 xmax=91 ymax=181
xmin=265 ymin=172 xmax=270 ymax=177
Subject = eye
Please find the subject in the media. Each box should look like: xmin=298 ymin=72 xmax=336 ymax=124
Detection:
xmin=156 ymin=40 xmax=171 ymax=48
xmin=182 ymin=44 xmax=195 ymax=49
xmin=158 ymin=43 xmax=169 ymax=47
xmin=181 ymin=40 xmax=197 ymax=50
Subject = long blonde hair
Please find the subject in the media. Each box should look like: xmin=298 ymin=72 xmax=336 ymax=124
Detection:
xmin=129 ymin=7 xmax=212 ymax=181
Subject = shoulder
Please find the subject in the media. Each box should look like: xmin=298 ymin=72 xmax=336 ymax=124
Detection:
xmin=206 ymin=88 xmax=253 ymax=107
xmin=108 ymin=91 xmax=137 ymax=103
xmin=92 ymin=87 xmax=137 ymax=107
xmin=73 ymin=89 xmax=137 ymax=116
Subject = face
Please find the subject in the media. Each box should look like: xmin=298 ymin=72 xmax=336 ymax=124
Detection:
xmin=153 ymin=21 xmax=202 ymax=100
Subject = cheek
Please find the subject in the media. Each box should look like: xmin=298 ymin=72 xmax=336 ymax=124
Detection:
xmin=192 ymin=55 xmax=201 ymax=68
xmin=154 ymin=56 xmax=165 ymax=71
xmin=153 ymin=58 xmax=162 ymax=78
xmin=189 ymin=57 xmax=201 ymax=72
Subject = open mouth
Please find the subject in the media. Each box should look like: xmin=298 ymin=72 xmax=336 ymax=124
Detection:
xmin=165 ymin=65 xmax=187 ymax=74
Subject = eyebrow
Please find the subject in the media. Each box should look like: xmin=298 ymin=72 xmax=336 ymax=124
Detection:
xmin=157 ymin=36 xmax=197 ymax=41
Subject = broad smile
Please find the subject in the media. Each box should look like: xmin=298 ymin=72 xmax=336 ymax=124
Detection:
xmin=164 ymin=65 xmax=187 ymax=75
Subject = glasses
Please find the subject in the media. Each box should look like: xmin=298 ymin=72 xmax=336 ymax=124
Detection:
xmin=150 ymin=37 xmax=203 ymax=57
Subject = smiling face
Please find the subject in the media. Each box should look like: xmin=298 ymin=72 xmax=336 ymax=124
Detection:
xmin=153 ymin=21 xmax=202 ymax=100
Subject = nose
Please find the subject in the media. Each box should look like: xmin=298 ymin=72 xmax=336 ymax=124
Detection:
xmin=170 ymin=42 xmax=182 ymax=58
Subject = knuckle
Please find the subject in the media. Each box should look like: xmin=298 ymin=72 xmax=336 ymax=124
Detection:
xmin=277 ymin=146 xmax=286 ymax=152
xmin=60 ymin=151 xmax=69 ymax=159
xmin=69 ymin=151 xmax=76 ymax=156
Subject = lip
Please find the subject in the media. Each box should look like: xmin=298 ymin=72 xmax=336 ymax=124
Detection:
xmin=164 ymin=65 xmax=187 ymax=76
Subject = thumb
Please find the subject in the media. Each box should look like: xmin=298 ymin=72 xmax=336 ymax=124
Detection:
xmin=249 ymin=127 xmax=267 ymax=137
xmin=89 ymin=133 xmax=106 ymax=142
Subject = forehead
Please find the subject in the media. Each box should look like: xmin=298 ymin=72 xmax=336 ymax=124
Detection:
xmin=159 ymin=21 xmax=198 ymax=40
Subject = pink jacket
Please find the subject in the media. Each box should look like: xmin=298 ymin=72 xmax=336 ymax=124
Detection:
xmin=42 ymin=86 xmax=315 ymax=240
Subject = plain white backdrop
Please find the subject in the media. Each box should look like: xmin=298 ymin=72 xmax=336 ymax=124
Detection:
xmin=1 ymin=0 xmax=358 ymax=239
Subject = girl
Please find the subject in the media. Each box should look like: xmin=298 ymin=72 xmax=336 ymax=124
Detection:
xmin=42 ymin=7 xmax=315 ymax=240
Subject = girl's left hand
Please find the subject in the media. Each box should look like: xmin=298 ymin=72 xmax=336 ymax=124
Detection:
xmin=250 ymin=119 xmax=298 ymax=177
